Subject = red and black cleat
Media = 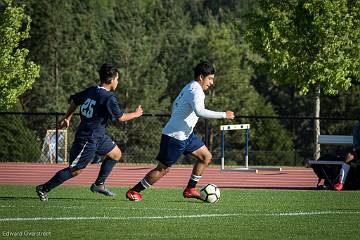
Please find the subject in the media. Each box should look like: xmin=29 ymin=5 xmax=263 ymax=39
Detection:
xmin=126 ymin=189 xmax=142 ymax=201
xmin=183 ymin=187 xmax=202 ymax=200
xmin=334 ymin=183 xmax=343 ymax=191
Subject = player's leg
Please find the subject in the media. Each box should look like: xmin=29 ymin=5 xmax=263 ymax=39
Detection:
xmin=127 ymin=162 xmax=170 ymax=201
xmin=183 ymin=133 xmax=210 ymax=199
xmin=36 ymin=139 xmax=96 ymax=201
xmin=144 ymin=163 xmax=171 ymax=186
xmin=91 ymin=153 xmax=102 ymax=164
xmin=94 ymin=146 xmax=121 ymax=186
xmin=127 ymin=163 xmax=169 ymax=201
xmin=90 ymin=136 xmax=120 ymax=197
xmin=187 ymin=146 xmax=212 ymax=186
xmin=334 ymin=152 xmax=357 ymax=191
xmin=35 ymin=167 xmax=78 ymax=201
xmin=126 ymin=134 xmax=182 ymax=201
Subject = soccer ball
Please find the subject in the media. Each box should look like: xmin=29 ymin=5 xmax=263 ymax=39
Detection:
xmin=200 ymin=184 xmax=220 ymax=203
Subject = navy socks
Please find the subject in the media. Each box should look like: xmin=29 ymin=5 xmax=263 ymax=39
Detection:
xmin=43 ymin=167 xmax=73 ymax=192
xmin=94 ymin=158 xmax=117 ymax=186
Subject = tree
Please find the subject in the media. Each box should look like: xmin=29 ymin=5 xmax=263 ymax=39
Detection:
xmin=103 ymin=0 xmax=190 ymax=162
xmin=0 ymin=0 xmax=39 ymax=110
xmin=245 ymin=0 xmax=360 ymax=159
xmin=22 ymin=0 xmax=112 ymax=113
xmin=0 ymin=102 xmax=41 ymax=162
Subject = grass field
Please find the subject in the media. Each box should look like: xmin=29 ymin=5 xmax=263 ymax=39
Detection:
xmin=1 ymin=185 xmax=360 ymax=240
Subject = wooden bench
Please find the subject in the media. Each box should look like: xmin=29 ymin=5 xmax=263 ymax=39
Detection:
xmin=307 ymin=135 xmax=353 ymax=188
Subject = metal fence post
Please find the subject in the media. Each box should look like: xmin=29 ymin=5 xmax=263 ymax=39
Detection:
xmin=55 ymin=113 xmax=59 ymax=164
xmin=204 ymin=119 xmax=209 ymax=147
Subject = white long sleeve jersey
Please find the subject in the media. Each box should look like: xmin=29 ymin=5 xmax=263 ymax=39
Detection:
xmin=162 ymin=80 xmax=226 ymax=140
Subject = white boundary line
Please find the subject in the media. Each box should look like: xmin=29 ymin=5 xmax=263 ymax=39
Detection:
xmin=1 ymin=211 xmax=359 ymax=222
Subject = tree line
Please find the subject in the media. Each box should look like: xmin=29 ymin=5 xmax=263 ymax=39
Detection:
xmin=0 ymin=0 xmax=359 ymax=164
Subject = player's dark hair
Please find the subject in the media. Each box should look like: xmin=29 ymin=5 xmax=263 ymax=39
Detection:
xmin=193 ymin=61 xmax=215 ymax=79
xmin=99 ymin=63 xmax=118 ymax=84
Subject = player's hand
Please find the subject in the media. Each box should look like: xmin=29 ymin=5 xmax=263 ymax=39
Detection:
xmin=345 ymin=152 xmax=356 ymax=163
xmin=134 ymin=105 xmax=143 ymax=117
xmin=225 ymin=111 xmax=235 ymax=120
xmin=57 ymin=118 xmax=70 ymax=129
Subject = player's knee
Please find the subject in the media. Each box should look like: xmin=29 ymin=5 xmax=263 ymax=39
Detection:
xmin=107 ymin=147 xmax=122 ymax=161
xmin=113 ymin=150 xmax=122 ymax=161
xmin=164 ymin=167 xmax=171 ymax=175
xmin=159 ymin=168 xmax=170 ymax=177
xmin=71 ymin=169 xmax=82 ymax=176
xmin=203 ymin=152 xmax=212 ymax=164
xmin=155 ymin=164 xmax=170 ymax=176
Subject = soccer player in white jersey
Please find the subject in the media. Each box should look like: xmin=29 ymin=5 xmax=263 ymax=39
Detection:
xmin=126 ymin=61 xmax=234 ymax=201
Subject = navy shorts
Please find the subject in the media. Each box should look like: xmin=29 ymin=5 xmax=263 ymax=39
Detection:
xmin=156 ymin=133 xmax=205 ymax=167
xmin=69 ymin=134 xmax=116 ymax=170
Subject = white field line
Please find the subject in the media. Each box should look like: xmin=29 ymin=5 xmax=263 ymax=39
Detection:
xmin=1 ymin=211 xmax=359 ymax=222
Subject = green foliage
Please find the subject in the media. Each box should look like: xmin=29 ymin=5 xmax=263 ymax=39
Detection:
xmin=0 ymin=0 xmax=39 ymax=110
xmin=23 ymin=0 xmax=111 ymax=112
xmin=244 ymin=0 xmax=360 ymax=161
xmin=245 ymin=0 xmax=360 ymax=95
xmin=4 ymin=0 xmax=298 ymax=165
xmin=145 ymin=0 xmax=195 ymax=104
xmin=0 ymin=102 xmax=41 ymax=162
xmin=106 ymin=0 xmax=172 ymax=113
xmin=11 ymin=0 xmax=360 ymax=165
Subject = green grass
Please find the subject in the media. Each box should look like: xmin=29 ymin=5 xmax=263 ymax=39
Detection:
xmin=1 ymin=185 xmax=360 ymax=240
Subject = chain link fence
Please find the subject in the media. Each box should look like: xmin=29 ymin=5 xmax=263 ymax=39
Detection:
xmin=0 ymin=112 xmax=357 ymax=166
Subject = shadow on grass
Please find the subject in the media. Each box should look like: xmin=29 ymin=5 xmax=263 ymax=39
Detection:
xmin=169 ymin=200 xmax=205 ymax=204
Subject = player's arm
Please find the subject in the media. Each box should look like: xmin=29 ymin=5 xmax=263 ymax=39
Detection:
xmin=58 ymin=89 xmax=89 ymax=129
xmin=117 ymin=105 xmax=143 ymax=122
xmin=57 ymin=101 xmax=77 ymax=129
xmin=192 ymin=93 xmax=234 ymax=120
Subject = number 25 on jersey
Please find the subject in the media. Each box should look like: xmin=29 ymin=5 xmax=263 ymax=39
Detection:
xmin=81 ymin=98 xmax=96 ymax=118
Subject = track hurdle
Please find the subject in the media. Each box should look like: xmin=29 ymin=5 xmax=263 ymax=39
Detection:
xmin=220 ymin=124 xmax=282 ymax=173
xmin=220 ymin=124 xmax=258 ymax=172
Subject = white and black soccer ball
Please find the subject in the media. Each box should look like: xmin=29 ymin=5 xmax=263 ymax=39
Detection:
xmin=200 ymin=183 xmax=220 ymax=203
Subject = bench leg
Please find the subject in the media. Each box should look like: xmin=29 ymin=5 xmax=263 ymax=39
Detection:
xmin=319 ymin=166 xmax=339 ymax=189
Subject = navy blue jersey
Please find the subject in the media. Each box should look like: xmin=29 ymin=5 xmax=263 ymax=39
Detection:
xmin=70 ymin=86 xmax=123 ymax=138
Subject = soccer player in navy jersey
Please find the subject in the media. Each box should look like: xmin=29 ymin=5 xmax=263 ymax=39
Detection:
xmin=36 ymin=63 xmax=143 ymax=201
xmin=126 ymin=61 xmax=234 ymax=201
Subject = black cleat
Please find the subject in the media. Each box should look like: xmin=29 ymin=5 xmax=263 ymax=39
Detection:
xmin=36 ymin=185 xmax=48 ymax=201
xmin=90 ymin=183 xmax=116 ymax=197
